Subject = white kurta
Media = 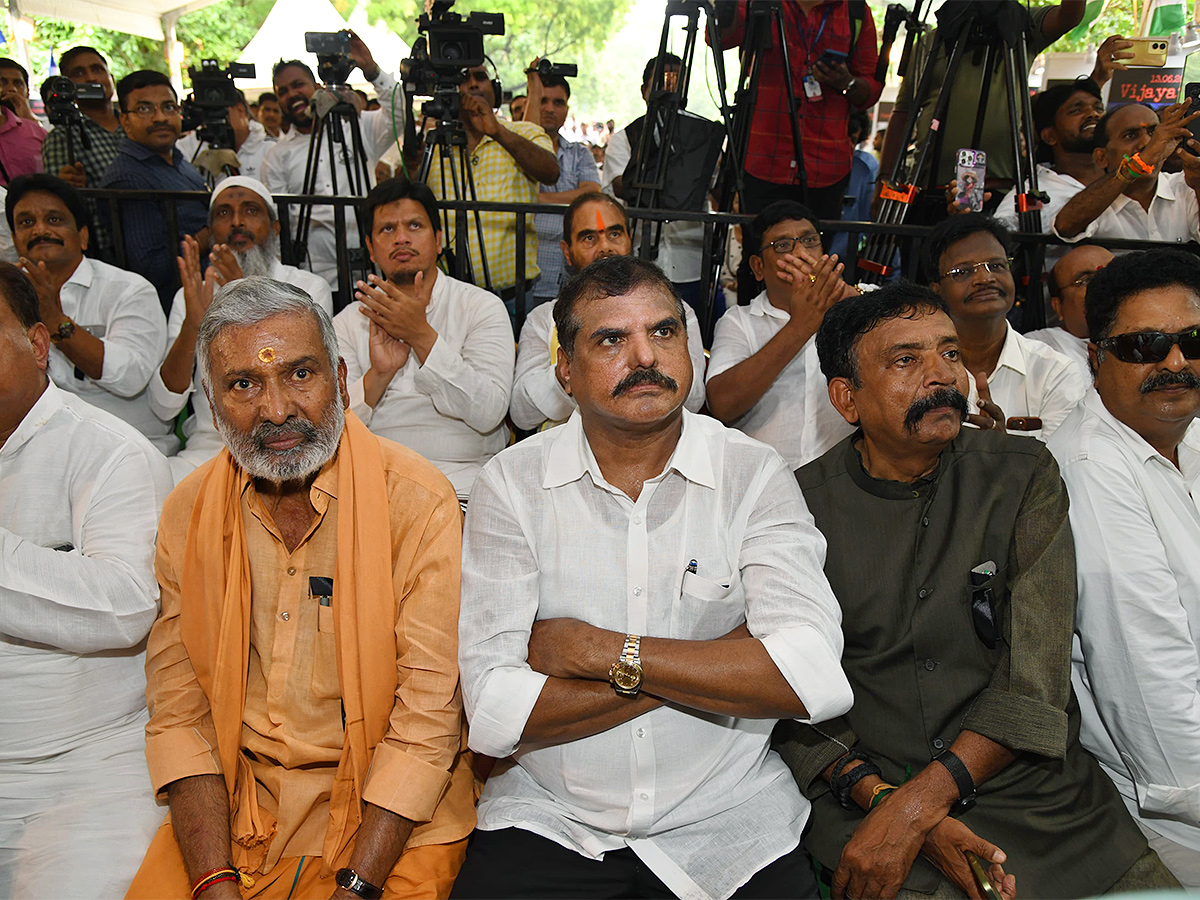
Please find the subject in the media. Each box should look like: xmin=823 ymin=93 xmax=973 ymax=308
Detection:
xmin=0 ymin=383 xmax=172 ymax=898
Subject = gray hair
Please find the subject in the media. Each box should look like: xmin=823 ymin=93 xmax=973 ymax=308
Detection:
xmin=196 ymin=276 xmax=339 ymax=392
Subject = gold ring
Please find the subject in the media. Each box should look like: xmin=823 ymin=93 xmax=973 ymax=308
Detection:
xmin=809 ymin=274 xmax=817 ymax=283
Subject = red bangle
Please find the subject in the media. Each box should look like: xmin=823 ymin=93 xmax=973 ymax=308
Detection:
xmin=192 ymin=868 xmax=240 ymax=900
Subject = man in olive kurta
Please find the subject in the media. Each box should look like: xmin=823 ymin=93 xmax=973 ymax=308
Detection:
xmin=777 ymin=282 xmax=1170 ymax=899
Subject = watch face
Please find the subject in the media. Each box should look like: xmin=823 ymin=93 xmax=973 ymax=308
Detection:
xmin=611 ymin=661 xmax=642 ymax=691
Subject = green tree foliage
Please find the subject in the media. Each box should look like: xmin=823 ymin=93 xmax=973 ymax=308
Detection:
xmin=358 ymin=0 xmax=635 ymax=92
xmin=25 ymin=0 xmax=275 ymax=88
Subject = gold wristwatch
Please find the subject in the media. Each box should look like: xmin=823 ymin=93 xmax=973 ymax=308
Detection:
xmin=49 ymin=318 xmax=77 ymax=344
xmin=609 ymin=634 xmax=643 ymax=696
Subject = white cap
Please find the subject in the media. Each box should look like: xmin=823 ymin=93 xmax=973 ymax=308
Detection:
xmin=209 ymin=175 xmax=278 ymax=220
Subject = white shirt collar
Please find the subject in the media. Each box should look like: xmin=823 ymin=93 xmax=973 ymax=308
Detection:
xmin=1110 ymin=171 xmax=1180 ymax=215
xmin=994 ymin=321 xmax=1029 ymax=378
xmin=543 ymin=408 xmax=716 ymax=492
xmin=64 ymin=255 xmax=94 ymax=291
xmin=748 ymin=289 xmax=789 ymax=321
xmin=0 ymin=381 xmax=63 ymax=459
xmin=1083 ymin=388 xmax=1200 ymax=470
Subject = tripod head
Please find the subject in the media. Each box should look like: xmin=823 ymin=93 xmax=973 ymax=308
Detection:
xmin=936 ymin=0 xmax=1032 ymax=51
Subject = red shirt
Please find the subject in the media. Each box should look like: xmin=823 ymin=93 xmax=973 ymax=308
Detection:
xmin=719 ymin=0 xmax=882 ymax=188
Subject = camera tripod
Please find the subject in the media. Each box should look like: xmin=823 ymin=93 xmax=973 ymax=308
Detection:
xmin=416 ymin=106 xmax=494 ymax=292
xmin=858 ymin=0 xmax=1048 ymax=324
xmin=293 ymin=87 xmax=374 ymax=307
xmin=624 ymin=1 xmax=735 ymax=341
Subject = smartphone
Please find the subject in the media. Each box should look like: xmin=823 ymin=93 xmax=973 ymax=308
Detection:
xmin=965 ymin=851 xmax=1004 ymax=900
xmin=955 ymin=148 xmax=987 ymax=212
xmin=1185 ymin=83 xmax=1200 ymax=151
xmin=305 ymin=30 xmax=350 ymax=56
xmin=818 ymin=48 xmax=849 ymax=67
xmin=1125 ymin=37 xmax=1170 ymax=67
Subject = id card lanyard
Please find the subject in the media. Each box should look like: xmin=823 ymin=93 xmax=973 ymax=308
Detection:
xmin=800 ymin=4 xmax=833 ymax=102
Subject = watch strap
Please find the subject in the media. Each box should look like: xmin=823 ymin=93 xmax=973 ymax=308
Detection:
xmin=935 ymin=749 xmax=976 ymax=806
xmin=623 ymin=633 xmax=641 ymax=666
xmin=335 ymin=868 xmax=383 ymax=900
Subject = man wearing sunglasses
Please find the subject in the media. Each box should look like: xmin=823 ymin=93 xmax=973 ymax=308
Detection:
xmin=1048 ymin=248 xmax=1200 ymax=888
xmin=99 ymin=70 xmax=209 ymax=311
xmin=707 ymin=200 xmax=862 ymax=468
xmin=926 ymin=213 xmax=1089 ymax=440
xmin=1025 ymin=243 xmax=1113 ymax=372
xmin=779 ymin=283 xmax=1171 ymax=900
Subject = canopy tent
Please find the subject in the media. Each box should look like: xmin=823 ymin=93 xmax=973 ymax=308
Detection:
xmin=9 ymin=0 xmax=222 ymax=90
xmin=236 ymin=0 xmax=410 ymax=95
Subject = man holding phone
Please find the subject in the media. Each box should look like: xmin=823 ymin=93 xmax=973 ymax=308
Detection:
xmin=713 ymin=0 xmax=883 ymax=218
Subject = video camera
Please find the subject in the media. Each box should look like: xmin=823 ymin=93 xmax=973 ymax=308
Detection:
xmin=403 ymin=0 xmax=504 ymax=122
xmin=531 ymin=58 xmax=578 ymax=79
xmin=305 ymin=31 xmax=357 ymax=88
xmin=40 ymin=75 xmax=105 ymax=127
xmin=181 ymin=59 xmax=255 ymax=150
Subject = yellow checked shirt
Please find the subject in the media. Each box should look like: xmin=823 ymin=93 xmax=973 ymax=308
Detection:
xmin=427 ymin=120 xmax=549 ymax=291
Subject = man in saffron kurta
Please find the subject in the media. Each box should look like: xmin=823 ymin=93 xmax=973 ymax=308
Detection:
xmin=126 ymin=276 xmax=474 ymax=900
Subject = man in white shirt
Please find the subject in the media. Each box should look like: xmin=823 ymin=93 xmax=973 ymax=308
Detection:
xmin=7 ymin=174 xmax=173 ymax=452
xmin=511 ymin=192 xmax=705 ymax=431
xmin=0 ymin=261 xmax=172 ymax=898
xmin=1048 ymin=248 xmax=1200 ymax=888
xmin=336 ymin=178 xmax=513 ymax=500
xmin=1054 ymin=101 xmax=1200 ymax=245
xmin=1025 ymin=243 xmax=1112 ymax=372
xmin=261 ymin=34 xmax=403 ymax=298
xmin=148 ymin=176 xmax=332 ymax=482
xmin=455 ymin=255 xmax=853 ymax=900
xmin=926 ymin=214 xmax=1088 ymax=440
xmin=706 ymin=200 xmax=860 ymax=469
xmin=994 ymin=79 xmax=1103 ymax=248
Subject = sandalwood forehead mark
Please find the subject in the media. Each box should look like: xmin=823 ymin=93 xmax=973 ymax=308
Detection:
xmin=258 ymin=346 xmax=276 ymax=364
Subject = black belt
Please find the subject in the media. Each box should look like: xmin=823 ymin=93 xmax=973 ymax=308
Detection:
xmin=498 ymin=279 xmax=536 ymax=303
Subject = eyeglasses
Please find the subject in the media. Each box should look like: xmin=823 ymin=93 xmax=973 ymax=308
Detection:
xmin=762 ymin=234 xmax=822 ymax=254
xmin=126 ymin=101 xmax=181 ymax=118
xmin=1097 ymin=327 xmax=1200 ymax=363
xmin=1065 ymin=268 xmax=1104 ymax=289
xmin=939 ymin=258 xmax=1013 ymax=283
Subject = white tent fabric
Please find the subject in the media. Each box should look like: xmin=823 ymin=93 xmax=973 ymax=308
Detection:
xmin=17 ymin=0 xmax=220 ymax=40
xmin=236 ymin=0 xmax=410 ymax=93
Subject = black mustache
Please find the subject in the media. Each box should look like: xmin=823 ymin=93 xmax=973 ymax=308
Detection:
xmin=1141 ymin=370 xmax=1200 ymax=394
xmin=904 ymin=387 xmax=969 ymax=433
xmin=26 ymin=236 xmax=63 ymax=248
xmin=611 ymin=367 xmax=679 ymax=398
xmin=253 ymin=417 xmax=319 ymax=451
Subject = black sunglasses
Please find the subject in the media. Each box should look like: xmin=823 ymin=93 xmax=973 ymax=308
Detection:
xmin=1097 ymin=328 xmax=1200 ymax=364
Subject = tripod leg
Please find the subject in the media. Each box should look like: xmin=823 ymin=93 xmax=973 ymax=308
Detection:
xmin=460 ymin=148 xmax=493 ymax=292
xmin=773 ymin=4 xmax=809 ymax=207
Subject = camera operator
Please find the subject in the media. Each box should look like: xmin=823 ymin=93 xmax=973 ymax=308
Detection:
xmin=422 ymin=62 xmax=559 ymax=312
xmin=178 ymin=89 xmax=272 ymax=182
xmin=712 ymin=0 xmax=882 ymax=220
xmin=524 ymin=61 xmax=599 ymax=307
xmin=0 ymin=59 xmax=45 ymax=187
xmin=260 ymin=31 xmax=403 ymax=301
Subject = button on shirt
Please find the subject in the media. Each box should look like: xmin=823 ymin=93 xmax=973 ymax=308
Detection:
xmin=510 ymin=297 xmax=707 ymax=431
xmin=335 ymin=272 xmax=514 ymax=498
xmin=261 ymin=71 xmax=404 ymax=290
xmin=100 ymin=138 xmax=209 ymax=307
xmin=965 ymin=322 xmax=1089 ymax=441
xmin=1054 ymin=170 xmax=1200 ymax=245
xmin=147 ymin=261 xmax=333 ymax=481
xmin=459 ymin=410 xmax=853 ymax=900
xmin=1049 ymin=390 xmax=1200 ymax=853
xmin=532 ymin=138 xmax=600 ymax=302
xmin=0 ymin=382 xmax=171 ymax=761
xmin=707 ymin=290 xmax=855 ymax=469
xmin=51 ymin=257 xmax=174 ymax=454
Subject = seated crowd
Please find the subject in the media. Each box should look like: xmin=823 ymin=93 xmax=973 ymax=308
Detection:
xmin=7 ymin=5 xmax=1200 ymax=899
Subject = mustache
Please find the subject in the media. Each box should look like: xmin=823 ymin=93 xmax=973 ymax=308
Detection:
xmin=611 ymin=367 xmax=679 ymax=398
xmin=26 ymin=235 xmax=63 ymax=249
xmin=1140 ymin=370 xmax=1200 ymax=394
xmin=253 ymin=416 xmax=320 ymax=451
xmin=904 ymin=387 xmax=969 ymax=434
xmin=227 ymin=226 xmax=256 ymax=242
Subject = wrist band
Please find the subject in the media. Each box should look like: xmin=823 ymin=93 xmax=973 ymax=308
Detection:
xmin=191 ymin=866 xmax=254 ymax=900
xmin=1127 ymin=152 xmax=1155 ymax=176
xmin=1115 ymin=164 xmax=1139 ymax=184
xmin=830 ymin=750 xmax=882 ymax=810
xmin=869 ymin=782 xmax=898 ymax=809
xmin=934 ymin=749 xmax=978 ymax=813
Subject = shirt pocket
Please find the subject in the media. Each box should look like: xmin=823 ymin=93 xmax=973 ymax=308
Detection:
xmin=311 ymin=605 xmax=341 ymax=700
xmin=672 ymin=570 xmax=746 ymax=639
